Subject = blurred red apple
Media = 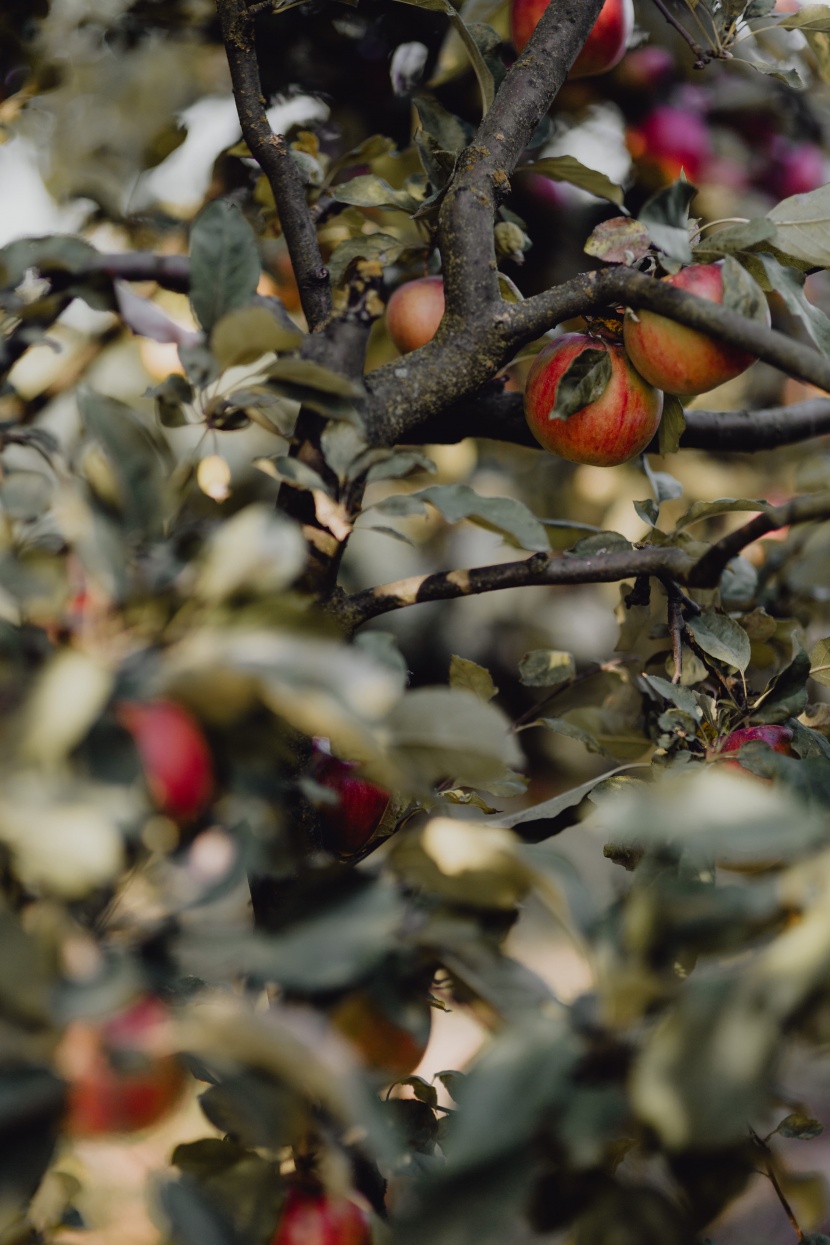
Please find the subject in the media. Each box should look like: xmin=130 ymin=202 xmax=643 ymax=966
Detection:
xmin=623 ymin=262 xmax=770 ymax=396
xmin=311 ymin=741 xmax=392 ymax=858
xmin=523 ymin=333 xmax=663 ymax=466
xmin=511 ymin=0 xmax=634 ymax=77
xmin=714 ymin=723 xmax=795 ymax=760
xmin=61 ymin=995 xmax=186 ymax=1137
xmin=767 ymin=138 xmax=828 ymax=200
xmin=116 ymin=699 xmax=214 ymax=822
xmin=330 ymin=989 xmax=431 ymax=1080
xmin=271 ymin=1186 xmax=371 ymax=1245
xmin=626 ymin=105 xmax=711 ymax=185
xmin=386 ymin=276 xmax=445 ymax=353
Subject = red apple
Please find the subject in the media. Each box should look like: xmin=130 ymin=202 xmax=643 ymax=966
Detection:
xmin=330 ymin=989 xmax=431 ymax=1080
xmin=386 ymin=276 xmax=445 ymax=354
xmin=271 ymin=1187 xmax=371 ymax=1245
xmin=60 ymin=995 xmax=187 ymax=1138
xmin=511 ymin=0 xmax=634 ymax=77
xmin=714 ymin=723 xmax=795 ymax=760
xmin=623 ymin=262 xmax=771 ymax=396
xmin=116 ymin=698 xmax=214 ymax=822
xmin=311 ymin=742 xmax=392 ymax=858
xmin=523 ymin=333 xmax=663 ymax=466
xmin=767 ymin=138 xmax=829 ymax=200
xmin=626 ymin=105 xmax=712 ymax=186
xmin=614 ymin=45 xmax=676 ymax=94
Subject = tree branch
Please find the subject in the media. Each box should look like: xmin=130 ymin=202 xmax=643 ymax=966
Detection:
xmin=687 ymin=490 xmax=830 ymax=586
xmin=215 ymin=0 xmax=332 ymax=331
xmin=335 ymin=491 xmax=830 ymax=630
xmin=366 ymin=264 xmax=830 ymax=446
xmin=410 ymin=386 xmax=830 ymax=454
xmin=334 ymin=545 xmax=693 ymax=630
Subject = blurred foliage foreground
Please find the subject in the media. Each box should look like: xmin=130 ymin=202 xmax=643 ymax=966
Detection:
xmin=4 ymin=2 xmax=830 ymax=1245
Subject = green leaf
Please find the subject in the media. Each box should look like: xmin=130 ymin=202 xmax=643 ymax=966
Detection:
xmin=518 ymin=649 xmax=575 ymax=687
xmin=518 ymin=156 xmax=624 ymax=206
xmin=754 ymin=647 xmax=811 ymax=720
xmin=773 ymin=1112 xmax=824 ymax=1140
xmin=674 ymin=497 xmax=772 ymax=530
xmin=752 ymin=254 xmax=830 ymax=354
xmin=415 ymin=483 xmax=549 ymax=552
xmin=639 ymin=181 xmax=698 ymax=264
xmin=78 ymin=388 xmax=169 ymax=538
xmin=149 ymin=373 xmax=194 ymax=428
xmin=634 ymin=498 xmax=659 ymax=528
xmin=210 ymin=306 xmax=302 ymax=370
xmin=446 ymin=13 xmax=499 ymax=112
xmin=687 ymin=611 xmax=751 ymax=671
xmin=386 ymin=687 xmax=523 ymax=791
xmin=768 ymin=184 xmax=830 ymax=267
xmin=658 ymin=395 xmax=686 ymax=455
xmin=778 ymin=4 xmax=830 ymax=31
xmin=747 ymin=60 xmax=806 ymax=89
xmin=810 ymin=636 xmax=830 ymax=686
xmin=189 ymin=200 xmax=262 ymax=333
xmin=498 ymin=765 xmax=638 ymax=829
xmin=584 ymin=216 xmax=652 ymax=264
xmin=331 ymin=174 xmax=423 ymax=213
xmin=720 ymin=254 xmax=770 ymax=324
xmin=549 ymin=349 xmax=612 ymax=421
xmin=641 ymin=674 xmax=703 ymax=718
xmin=693 ymin=217 xmax=777 ymax=258
xmin=566 ymin=530 xmax=632 ymax=557
xmin=327 ymin=233 xmax=405 ymax=286
xmin=534 ymin=717 xmax=614 ymax=758
xmin=450 ymin=655 xmax=499 ymax=701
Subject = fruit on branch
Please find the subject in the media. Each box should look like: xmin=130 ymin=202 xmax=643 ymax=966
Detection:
xmin=626 ymin=104 xmax=711 ymax=186
xmin=622 ymin=262 xmax=771 ymax=396
xmin=331 ymin=989 xmax=431 ymax=1079
xmin=271 ymin=1186 xmax=371 ymax=1245
xmin=116 ymin=698 xmax=214 ymax=822
xmin=311 ymin=741 xmax=392 ymax=858
xmin=511 ymin=0 xmax=634 ymax=76
xmin=61 ymin=995 xmax=187 ymax=1137
xmin=710 ymin=723 xmax=796 ymax=764
xmin=523 ymin=333 xmax=663 ymax=466
xmin=386 ymin=276 xmax=445 ymax=354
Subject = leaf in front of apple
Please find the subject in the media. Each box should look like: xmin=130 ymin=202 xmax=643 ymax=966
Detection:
xmin=550 ymin=349 xmax=612 ymax=421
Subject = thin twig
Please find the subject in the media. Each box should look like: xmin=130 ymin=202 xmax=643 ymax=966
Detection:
xmin=650 ymin=0 xmax=709 ymax=65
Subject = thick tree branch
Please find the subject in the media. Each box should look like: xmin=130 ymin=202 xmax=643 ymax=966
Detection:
xmin=216 ymin=0 xmax=331 ymax=331
xmin=437 ymin=0 xmax=605 ymax=323
xmin=335 ymin=491 xmax=830 ymax=630
xmin=366 ymin=265 xmax=830 ymax=446
xmin=412 ymin=387 xmax=830 ymax=454
xmin=335 ymin=546 xmax=693 ymax=630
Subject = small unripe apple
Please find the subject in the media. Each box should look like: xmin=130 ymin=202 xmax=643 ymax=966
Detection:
xmin=116 ymin=698 xmax=214 ymax=822
xmin=523 ymin=333 xmax=663 ymax=466
xmin=311 ymin=742 xmax=392 ymax=858
xmin=386 ymin=276 xmax=445 ymax=354
xmin=623 ymin=263 xmax=771 ymax=396
xmin=61 ymin=995 xmax=187 ymax=1138
xmin=331 ymin=989 xmax=431 ymax=1080
xmin=511 ymin=0 xmax=634 ymax=77
xmin=271 ymin=1187 xmax=371 ymax=1245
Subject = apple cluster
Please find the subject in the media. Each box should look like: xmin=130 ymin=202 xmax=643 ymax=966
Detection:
xmin=386 ymin=260 xmax=769 ymax=467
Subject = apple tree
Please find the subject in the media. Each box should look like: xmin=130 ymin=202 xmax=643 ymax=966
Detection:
xmin=4 ymin=1 xmax=830 ymax=1243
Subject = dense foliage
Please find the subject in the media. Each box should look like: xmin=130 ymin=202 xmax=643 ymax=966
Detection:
xmin=4 ymin=1 xmax=830 ymax=1243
